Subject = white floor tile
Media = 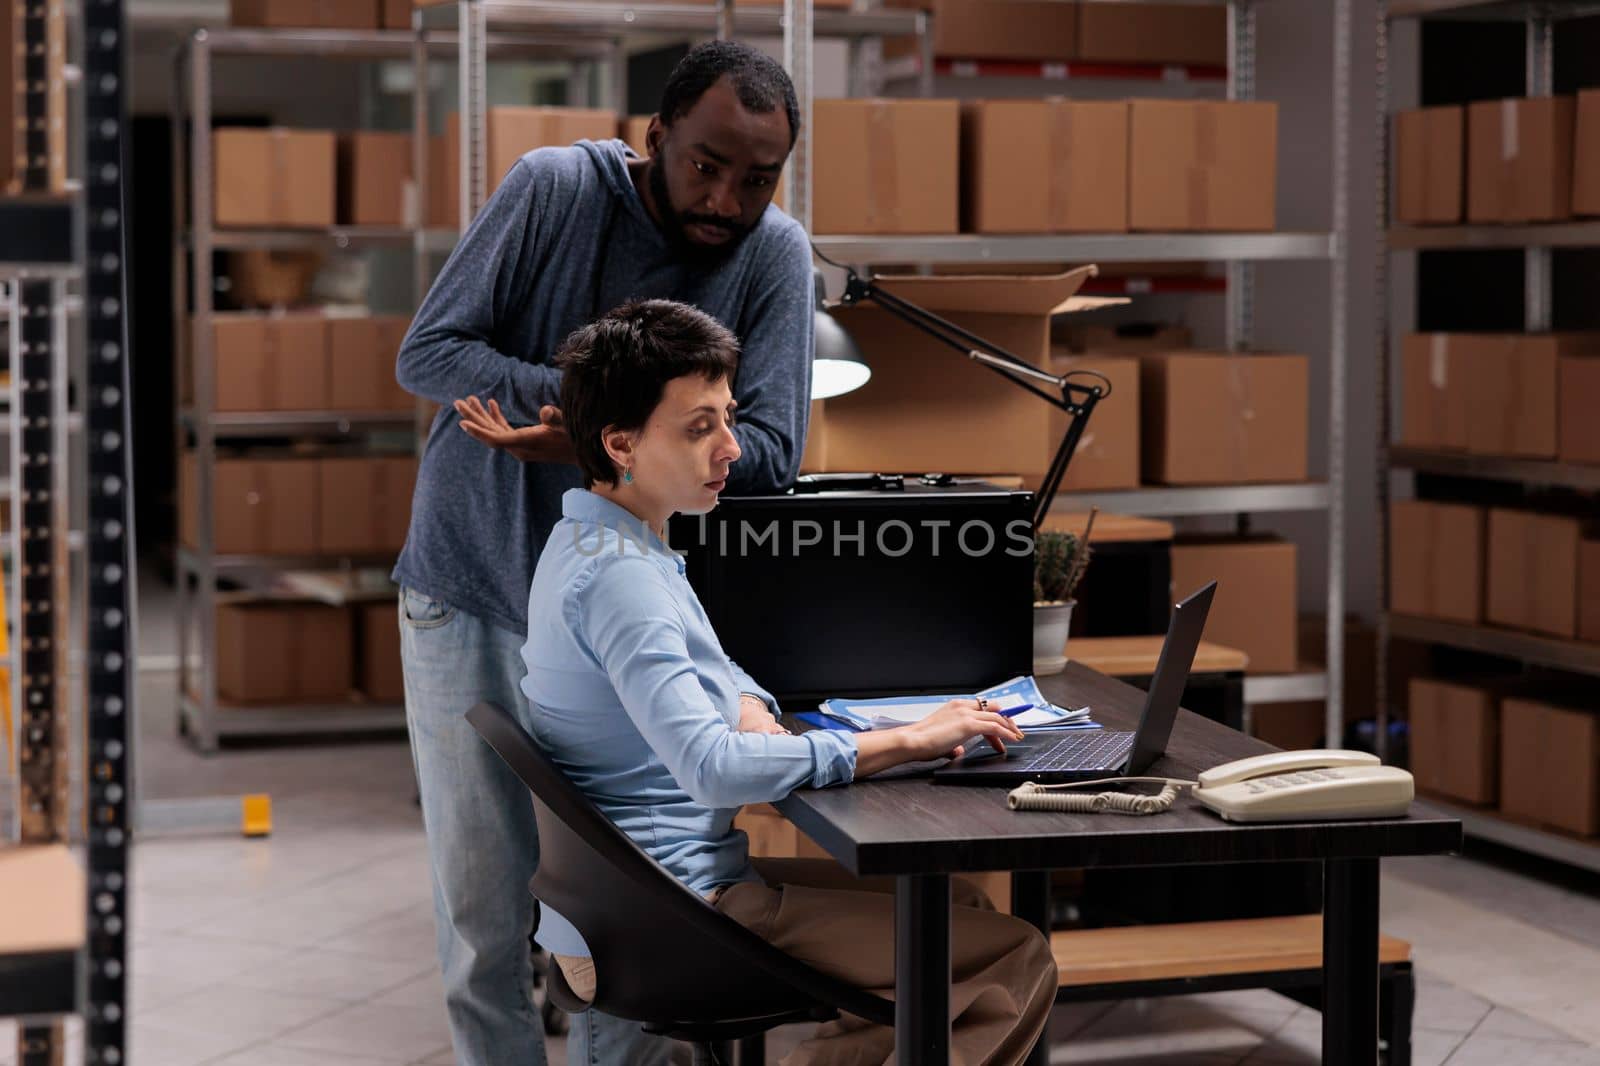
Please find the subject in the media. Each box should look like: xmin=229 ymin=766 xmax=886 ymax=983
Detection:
xmin=206 ymin=1043 xmax=407 ymax=1066
xmin=229 ymin=949 xmax=435 ymax=1004
xmin=131 ymin=932 xmax=298 ymax=986
xmin=321 ymin=905 xmax=439 ymax=964
xmin=1414 ymin=975 xmax=1494 ymax=1034
xmin=1054 ymin=997 xmax=1284 ymax=1062
xmin=1477 ymin=1007 xmax=1589 ymax=1041
xmin=1411 ymin=1028 xmax=1470 ymax=1066
xmin=124 ymin=1020 xmax=255 ymax=1066
xmin=368 ymin=969 xmax=448 ymax=1011
xmin=276 ymin=1002 xmax=451 ymax=1061
xmin=1443 ymin=1034 xmax=1600 ymax=1066
xmin=136 ymin=982 xmax=343 ymax=1044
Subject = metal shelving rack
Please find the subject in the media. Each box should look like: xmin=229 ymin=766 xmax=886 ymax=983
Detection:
xmin=816 ymin=0 xmax=1353 ymax=732
xmin=1376 ymin=0 xmax=1600 ymax=869
xmin=0 ymin=0 xmax=134 ymax=1053
xmin=170 ymin=26 xmax=600 ymax=751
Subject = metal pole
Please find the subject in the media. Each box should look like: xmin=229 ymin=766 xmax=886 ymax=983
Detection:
xmin=1224 ymin=0 xmax=1256 ymax=353
xmin=1373 ymin=0 xmax=1392 ymax=761
xmin=459 ymin=0 xmax=488 ymax=228
xmin=189 ymin=31 xmax=219 ymax=752
xmin=1326 ymin=0 xmax=1351 ymax=754
xmin=782 ymin=0 xmax=813 ymax=233
xmin=717 ymin=0 xmax=735 ymax=41
xmin=1524 ymin=18 xmax=1553 ymax=332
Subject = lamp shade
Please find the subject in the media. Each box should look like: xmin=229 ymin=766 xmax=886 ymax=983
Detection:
xmin=812 ymin=271 xmax=871 ymax=401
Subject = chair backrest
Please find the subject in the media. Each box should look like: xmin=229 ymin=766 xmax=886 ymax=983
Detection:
xmin=466 ymin=702 xmax=894 ymax=1028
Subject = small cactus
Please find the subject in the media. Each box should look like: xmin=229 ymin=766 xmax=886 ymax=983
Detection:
xmin=1034 ymin=529 xmax=1092 ymax=604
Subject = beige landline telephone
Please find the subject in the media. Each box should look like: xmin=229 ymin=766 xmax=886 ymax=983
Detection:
xmin=1007 ymin=750 xmax=1414 ymax=822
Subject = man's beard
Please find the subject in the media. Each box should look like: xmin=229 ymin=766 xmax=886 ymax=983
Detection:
xmin=648 ymin=151 xmax=755 ymax=269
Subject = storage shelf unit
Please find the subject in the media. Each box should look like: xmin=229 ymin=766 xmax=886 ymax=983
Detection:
xmin=882 ymin=55 xmax=1228 ymax=84
xmin=811 ymin=231 xmax=1337 ymax=265
xmin=1052 ymin=482 xmax=1330 ymax=518
xmin=181 ymin=410 xmax=419 ymax=436
xmin=1376 ymin=0 xmax=1600 ymax=870
xmin=177 ymin=694 xmax=407 ymax=743
xmin=176 ymin=546 xmax=407 ymax=577
xmin=454 ymin=0 xmax=923 ymax=37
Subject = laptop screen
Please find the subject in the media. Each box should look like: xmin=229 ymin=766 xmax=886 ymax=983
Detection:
xmin=1126 ymin=581 xmax=1217 ymax=775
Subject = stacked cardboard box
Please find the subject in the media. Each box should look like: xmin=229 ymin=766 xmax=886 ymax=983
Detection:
xmin=1138 ymin=352 xmax=1309 ymax=485
xmin=214 ymin=128 xmax=337 ymax=229
xmin=1045 ymin=354 xmax=1138 ymax=491
xmin=1500 ymin=698 xmax=1599 ymax=836
xmin=962 ymin=100 xmax=1128 ymax=233
xmin=359 ymin=601 xmax=405 ymax=703
xmin=1467 ymin=96 xmax=1575 ymax=223
xmin=1394 ymin=106 xmax=1464 ymax=225
xmin=1171 ymin=536 xmax=1298 ymax=674
xmin=812 ymin=99 xmax=960 ymax=235
xmin=339 ymin=132 xmax=414 ymax=227
xmin=216 ymin=598 xmax=354 ymax=704
xmin=1075 ymin=4 xmax=1226 ymax=67
xmin=1389 ymin=499 xmax=1484 ymax=624
xmin=232 ymin=0 xmax=381 ymax=29
xmin=1128 ymin=101 xmax=1277 ymax=232
xmin=1486 ymin=508 xmax=1583 ymax=639
xmin=884 ymin=0 xmax=1079 ymax=62
xmin=205 ymin=313 xmax=413 ymax=413
xmin=1408 ymin=678 xmax=1499 ymax=805
xmin=1577 ymin=89 xmax=1600 ymax=217
xmin=884 ymin=1 xmax=1225 ymax=66
xmin=430 ymin=107 xmax=619 ymax=226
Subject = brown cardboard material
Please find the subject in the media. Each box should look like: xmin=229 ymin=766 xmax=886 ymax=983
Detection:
xmin=214 ymin=128 xmax=336 ymax=229
xmin=1047 ymin=354 xmax=1138 ymax=491
xmin=1576 ymin=89 xmax=1600 ymax=217
xmin=1409 ymin=678 xmax=1498 ymax=805
xmin=822 ymin=267 xmax=1115 ymax=476
xmin=359 ymin=601 xmax=404 ymax=703
xmin=227 ymin=249 xmax=322 ymax=308
xmin=1467 ymin=96 xmax=1576 ymax=223
xmin=1128 ymin=100 xmax=1277 ymax=232
xmin=1138 ymin=352 xmax=1309 ymax=485
xmin=620 ymin=115 xmax=652 ymax=157
xmin=1500 ymin=697 xmax=1600 ymax=836
xmin=1075 ymin=4 xmax=1226 ymax=67
xmin=1557 ymin=348 xmax=1600 ymax=463
xmin=1466 ymin=335 xmax=1600 ymax=458
xmin=211 ymin=313 xmax=330 ymax=412
xmin=885 ymin=0 xmax=1077 ymax=61
xmin=1487 ymin=508 xmax=1582 ymax=639
xmin=318 ymin=457 xmax=419 ymax=554
xmin=232 ymin=0 xmax=376 ymax=28
xmin=1389 ymin=499 xmax=1485 ymax=625
xmin=180 ymin=455 xmax=319 ymax=555
xmin=1056 ymin=323 xmax=1192 ymax=355
xmin=1398 ymin=333 xmax=1477 ymax=451
xmin=339 ymin=132 xmax=414 ymax=227
xmin=216 ymin=599 xmax=354 ymax=703
xmin=962 ymin=99 xmax=1127 ymax=233
xmin=1171 ymin=536 xmax=1298 ymax=674
xmin=1250 ymin=703 xmax=1325 ymax=752
xmin=1394 ymin=106 xmax=1464 ymax=225
xmin=430 ymin=107 xmax=619 ymax=226
xmin=812 ymin=99 xmax=959 ymax=235
xmin=328 ymin=316 xmax=414 ymax=412
xmin=1581 ymin=540 xmax=1600 ymax=643
xmin=381 ymin=0 xmax=410 ymax=28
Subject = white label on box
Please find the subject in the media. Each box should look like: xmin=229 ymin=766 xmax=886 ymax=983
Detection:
xmin=1502 ymin=98 xmax=1519 ymax=161
xmin=1430 ymin=335 xmax=1448 ymax=389
xmin=401 ymin=179 xmax=420 ymax=230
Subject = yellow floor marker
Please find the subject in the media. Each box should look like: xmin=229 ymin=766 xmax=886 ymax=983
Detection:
xmin=241 ymin=794 xmax=273 ymax=837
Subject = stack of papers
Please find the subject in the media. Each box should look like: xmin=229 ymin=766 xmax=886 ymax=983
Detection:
xmin=816 ymin=676 xmax=1097 ymax=733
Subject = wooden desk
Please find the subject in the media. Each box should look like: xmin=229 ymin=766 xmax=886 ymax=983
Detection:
xmin=776 ymin=663 xmax=1461 ymax=1066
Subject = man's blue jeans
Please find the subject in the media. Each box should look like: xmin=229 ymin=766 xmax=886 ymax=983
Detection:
xmin=399 ymin=586 xmax=672 ymax=1066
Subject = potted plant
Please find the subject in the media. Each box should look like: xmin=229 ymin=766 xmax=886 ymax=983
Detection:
xmin=1032 ymin=516 xmax=1093 ymax=676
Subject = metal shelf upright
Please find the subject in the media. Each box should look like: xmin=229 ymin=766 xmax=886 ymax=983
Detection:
xmin=1376 ymin=0 xmax=1600 ymax=870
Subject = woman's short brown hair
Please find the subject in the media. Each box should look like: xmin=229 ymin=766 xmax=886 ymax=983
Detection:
xmin=557 ymin=300 xmax=741 ymax=488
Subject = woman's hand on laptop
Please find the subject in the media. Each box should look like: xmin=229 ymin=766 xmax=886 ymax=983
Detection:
xmin=852 ymin=700 xmax=1025 ymax=778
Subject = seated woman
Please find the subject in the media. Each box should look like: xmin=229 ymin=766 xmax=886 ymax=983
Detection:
xmin=517 ymin=299 xmax=1057 ymax=1066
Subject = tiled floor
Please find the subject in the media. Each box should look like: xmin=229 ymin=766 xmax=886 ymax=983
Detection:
xmin=11 ymin=654 xmax=1600 ymax=1065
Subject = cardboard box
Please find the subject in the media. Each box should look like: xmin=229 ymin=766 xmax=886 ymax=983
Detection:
xmin=620 ymin=115 xmax=652 ymax=157
xmin=318 ymin=456 xmax=418 ymax=554
xmin=1487 ymin=508 xmax=1581 ymax=638
xmin=1467 ymin=96 xmax=1575 ymax=223
xmin=180 ymin=455 xmax=319 ymax=555
xmin=1251 ymin=703 xmax=1325 ymax=752
xmin=1409 ymin=678 xmax=1498 ymax=805
xmin=1395 ymin=106 xmax=1464 ymax=225
xmin=214 ymin=128 xmax=336 ymax=229
xmin=211 ymin=313 xmax=329 ymax=412
xmin=813 ymin=98 xmax=958 ymax=235
xmin=1576 ymin=89 xmax=1600 ymax=217
xmin=1056 ymin=322 xmax=1192 ymax=355
xmin=822 ymin=267 xmax=1114 ymax=477
xmin=227 ymin=249 xmax=322 ymax=308
xmin=231 ymin=0 xmax=377 ymax=28
xmin=962 ymin=99 xmax=1127 ymax=234
xmin=885 ymin=0 xmax=1077 ymax=62
xmin=216 ymin=599 xmax=354 ymax=704
xmin=339 ymin=132 xmax=414 ymax=227
xmin=1398 ymin=333 xmax=1477 ymax=452
xmin=381 ymin=0 xmax=410 ymax=28
xmin=1075 ymin=4 xmax=1226 ymax=67
xmin=1128 ymin=100 xmax=1277 ymax=232
xmin=1171 ymin=536 xmax=1298 ymax=674
xmin=1467 ymin=335 xmax=1600 ymax=458
xmin=1389 ymin=499 xmax=1484 ymax=624
xmin=1556 ymin=346 xmax=1600 ymax=463
xmin=1581 ymin=540 xmax=1600 ymax=643
xmin=328 ymin=316 xmax=413 ymax=412
xmin=359 ymin=601 xmax=404 ymax=703
xmin=1138 ymin=352 xmax=1309 ymax=485
xmin=1047 ymin=354 xmax=1138 ymax=491
xmin=1500 ymin=697 xmax=1600 ymax=836
xmin=430 ymin=107 xmax=619 ymax=226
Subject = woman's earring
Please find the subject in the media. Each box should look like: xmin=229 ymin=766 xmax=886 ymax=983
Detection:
xmin=622 ymin=469 xmax=634 ymax=485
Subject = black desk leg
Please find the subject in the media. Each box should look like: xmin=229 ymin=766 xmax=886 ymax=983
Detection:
xmin=896 ymin=873 xmax=951 ymax=1064
xmin=1010 ymin=870 xmax=1052 ymax=1066
xmin=1323 ymin=857 xmax=1380 ymax=1066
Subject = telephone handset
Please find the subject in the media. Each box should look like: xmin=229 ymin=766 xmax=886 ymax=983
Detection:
xmin=1193 ymin=749 xmax=1414 ymax=823
xmin=1006 ymin=748 xmax=1414 ymax=822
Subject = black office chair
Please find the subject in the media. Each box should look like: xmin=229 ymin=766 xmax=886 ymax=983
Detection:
xmin=466 ymin=702 xmax=895 ymax=1066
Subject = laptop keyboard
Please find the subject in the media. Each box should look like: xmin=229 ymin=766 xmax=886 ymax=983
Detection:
xmin=1022 ymin=730 xmax=1136 ymax=772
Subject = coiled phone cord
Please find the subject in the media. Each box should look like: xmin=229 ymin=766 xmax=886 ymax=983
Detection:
xmin=1006 ymin=776 xmax=1199 ymax=814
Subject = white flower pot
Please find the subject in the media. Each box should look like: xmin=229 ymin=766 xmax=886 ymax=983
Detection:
xmin=1032 ymin=600 xmax=1074 ymax=676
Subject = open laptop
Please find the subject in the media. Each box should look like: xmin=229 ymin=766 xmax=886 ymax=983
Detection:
xmin=932 ymin=581 xmax=1216 ymax=786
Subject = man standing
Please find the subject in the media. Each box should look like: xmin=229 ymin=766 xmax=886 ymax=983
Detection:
xmin=392 ymin=41 xmax=813 ymax=1066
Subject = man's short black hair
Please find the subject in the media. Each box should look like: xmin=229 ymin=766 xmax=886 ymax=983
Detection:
xmin=557 ymin=300 xmax=741 ymax=489
xmin=658 ymin=40 xmax=800 ymax=148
